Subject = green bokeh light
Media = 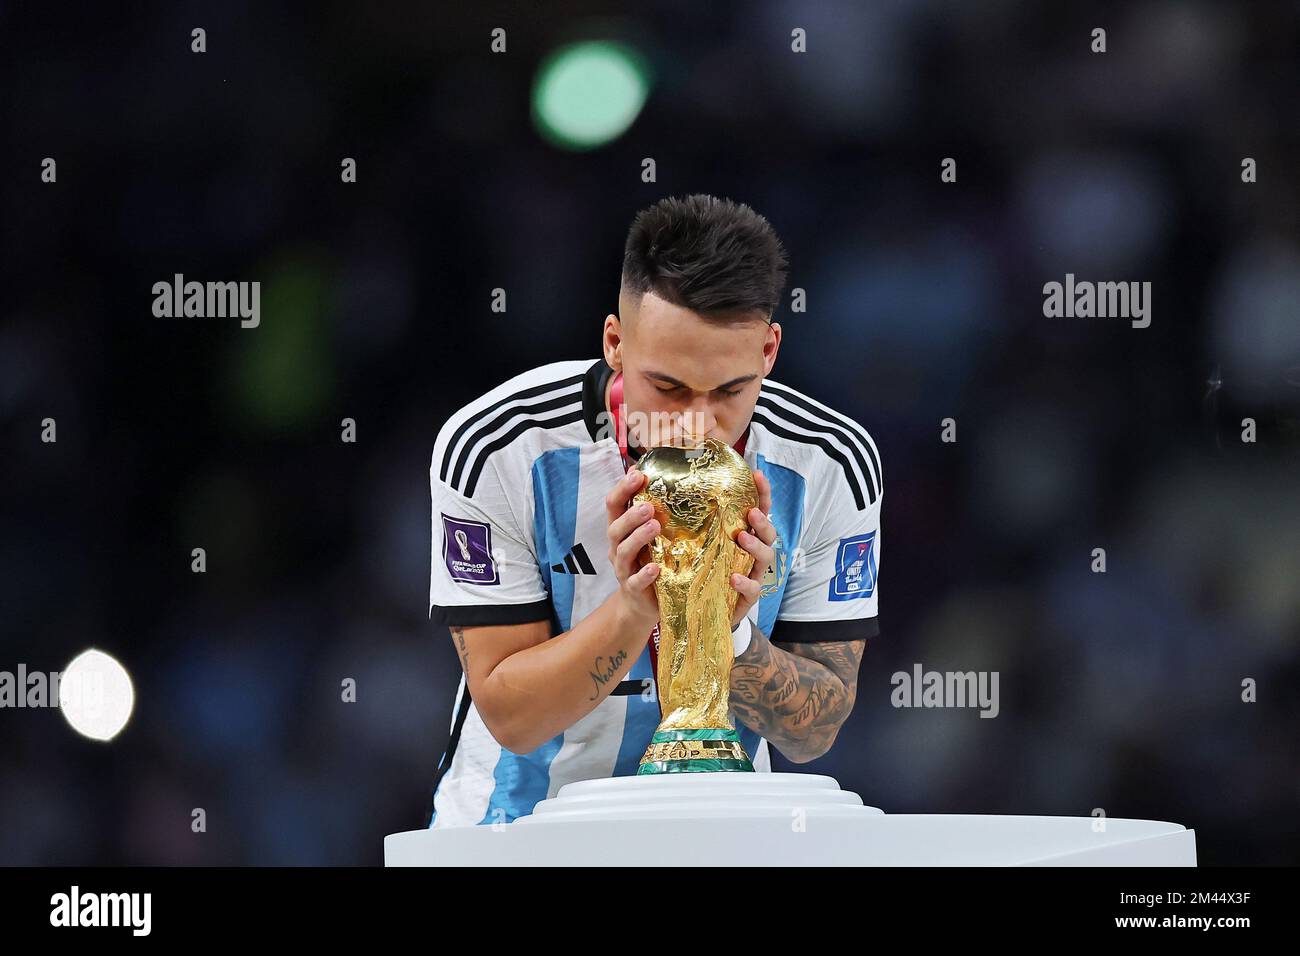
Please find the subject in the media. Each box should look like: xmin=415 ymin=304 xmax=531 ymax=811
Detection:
xmin=224 ymin=251 xmax=335 ymax=433
xmin=532 ymin=40 xmax=650 ymax=151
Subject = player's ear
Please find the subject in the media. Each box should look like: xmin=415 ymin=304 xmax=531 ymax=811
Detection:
xmin=603 ymin=313 xmax=624 ymax=371
xmin=762 ymin=321 xmax=781 ymax=376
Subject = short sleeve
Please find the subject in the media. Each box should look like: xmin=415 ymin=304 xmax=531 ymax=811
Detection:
xmin=771 ymin=470 xmax=881 ymax=644
xmin=428 ymin=453 xmax=552 ymax=628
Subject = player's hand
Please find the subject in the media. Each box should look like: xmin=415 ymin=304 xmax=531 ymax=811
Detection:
xmin=605 ymin=467 xmax=661 ymax=630
xmin=730 ymin=468 xmax=776 ymax=628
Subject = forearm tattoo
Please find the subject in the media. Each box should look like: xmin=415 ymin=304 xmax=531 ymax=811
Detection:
xmin=729 ymin=628 xmax=865 ymax=762
xmin=450 ymin=626 xmax=470 ymax=675
xmin=588 ymin=648 xmax=629 ymax=701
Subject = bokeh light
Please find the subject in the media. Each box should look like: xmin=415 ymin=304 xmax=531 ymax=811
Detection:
xmin=60 ymin=649 xmax=135 ymax=742
xmin=532 ymin=40 xmax=650 ymax=150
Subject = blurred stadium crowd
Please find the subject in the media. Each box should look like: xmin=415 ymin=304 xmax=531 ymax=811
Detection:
xmin=1 ymin=1 xmax=1296 ymax=864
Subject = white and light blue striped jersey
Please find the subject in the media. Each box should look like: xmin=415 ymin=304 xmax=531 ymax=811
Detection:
xmin=426 ymin=358 xmax=883 ymax=827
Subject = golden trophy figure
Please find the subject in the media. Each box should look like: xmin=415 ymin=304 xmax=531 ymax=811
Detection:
xmin=634 ymin=436 xmax=758 ymax=773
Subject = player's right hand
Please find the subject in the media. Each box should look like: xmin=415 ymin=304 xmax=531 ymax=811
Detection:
xmin=605 ymin=467 xmax=661 ymax=629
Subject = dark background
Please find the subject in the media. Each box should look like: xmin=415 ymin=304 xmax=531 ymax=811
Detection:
xmin=1 ymin=1 xmax=1297 ymax=865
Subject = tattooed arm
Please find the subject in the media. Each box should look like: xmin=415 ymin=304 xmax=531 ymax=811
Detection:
xmin=439 ymin=469 xmax=667 ymax=755
xmin=446 ymin=587 xmax=656 ymax=755
xmin=729 ymin=626 xmax=865 ymax=763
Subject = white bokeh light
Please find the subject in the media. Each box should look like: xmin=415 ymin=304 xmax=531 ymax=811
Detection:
xmin=60 ymin=649 xmax=134 ymax=741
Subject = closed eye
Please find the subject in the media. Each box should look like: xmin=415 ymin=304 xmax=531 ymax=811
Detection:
xmin=652 ymin=383 xmax=745 ymax=397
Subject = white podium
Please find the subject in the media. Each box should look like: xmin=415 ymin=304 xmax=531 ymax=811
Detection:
xmin=385 ymin=773 xmax=1197 ymax=866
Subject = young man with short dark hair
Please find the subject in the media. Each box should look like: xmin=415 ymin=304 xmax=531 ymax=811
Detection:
xmin=427 ymin=194 xmax=882 ymax=827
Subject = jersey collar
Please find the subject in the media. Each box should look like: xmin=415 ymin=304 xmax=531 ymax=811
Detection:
xmin=580 ymin=358 xmax=616 ymax=444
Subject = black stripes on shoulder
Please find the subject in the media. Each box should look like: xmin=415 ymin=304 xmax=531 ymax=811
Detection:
xmin=436 ymin=372 xmax=584 ymax=498
xmin=753 ymin=381 xmax=881 ymax=510
xmin=752 ymin=408 xmax=869 ymax=509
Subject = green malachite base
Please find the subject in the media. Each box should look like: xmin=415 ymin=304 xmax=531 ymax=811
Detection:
xmin=636 ymin=727 xmax=755 ymax=775
xmin=638 ymin=759 xmax=753 ymax=773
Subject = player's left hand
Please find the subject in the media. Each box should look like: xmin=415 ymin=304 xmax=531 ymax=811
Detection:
xmin=730 ymin=468 xmax=776 ymax=628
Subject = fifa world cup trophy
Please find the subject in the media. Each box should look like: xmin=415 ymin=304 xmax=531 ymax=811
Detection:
xmin=633 ymin=436 xmax=758 ymax=773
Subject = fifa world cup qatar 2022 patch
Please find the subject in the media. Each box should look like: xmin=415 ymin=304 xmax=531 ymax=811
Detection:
xmin=829 ymin=531 xmax=877 ymax=601
xmin=441 ymin=515 xmax=499 ymax=585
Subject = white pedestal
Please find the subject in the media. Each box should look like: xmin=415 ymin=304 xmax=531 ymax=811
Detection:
xmin=385 ymin=773 xmax=1197 ymax=866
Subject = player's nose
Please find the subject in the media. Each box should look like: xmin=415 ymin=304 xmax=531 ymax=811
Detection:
xmin=680 ymin=400 xmax=717 ymax=440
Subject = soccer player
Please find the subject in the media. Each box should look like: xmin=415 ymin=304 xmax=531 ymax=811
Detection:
xmin=426 ymin=194 xmax=882 ymax=827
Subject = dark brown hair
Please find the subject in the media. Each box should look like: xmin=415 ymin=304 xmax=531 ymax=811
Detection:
xmin=621 ymin=194 xmax=788 ymax=321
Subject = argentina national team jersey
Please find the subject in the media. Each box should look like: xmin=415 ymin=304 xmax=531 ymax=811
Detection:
xmin=426 ymin=358 xmax=883 ymax=828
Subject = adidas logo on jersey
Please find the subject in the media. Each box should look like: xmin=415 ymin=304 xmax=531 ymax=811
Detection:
xmin=550 ymin=543 xmax=597 ymax=575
